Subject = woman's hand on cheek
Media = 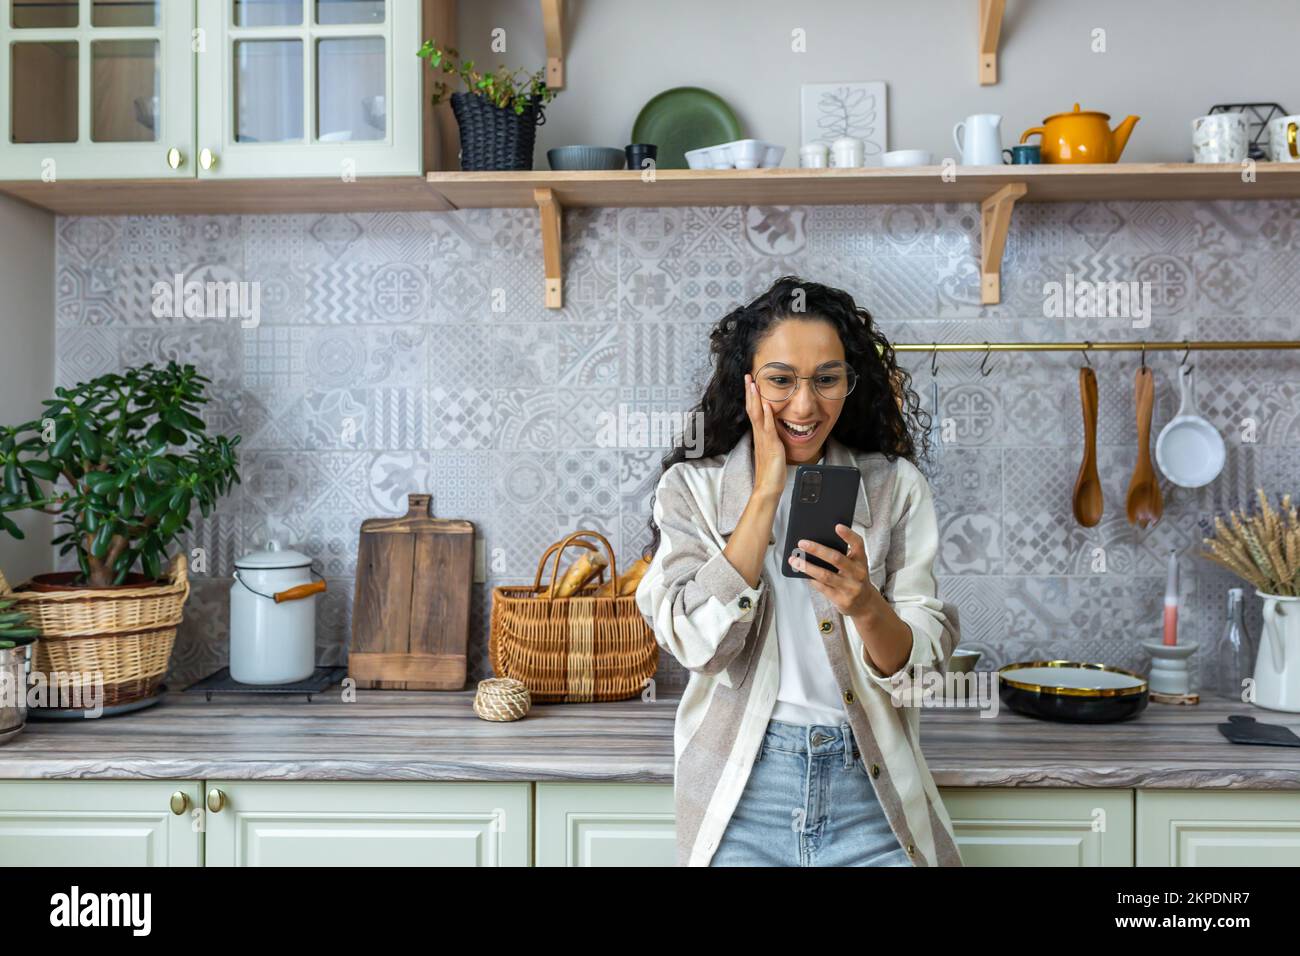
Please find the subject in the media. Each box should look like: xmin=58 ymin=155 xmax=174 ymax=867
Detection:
xmin=788 ymin=524 xmax=879 ymax=618
xmin=745 ymin=373 xmax=788 ymax=500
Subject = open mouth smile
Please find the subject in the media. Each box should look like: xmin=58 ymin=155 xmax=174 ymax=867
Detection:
xmin=778 ymin=419 xmax=821 ymax=442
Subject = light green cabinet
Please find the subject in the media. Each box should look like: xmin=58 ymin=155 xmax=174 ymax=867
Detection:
xmin=1137 ymin=790 xmax=1300 ymax=867
xmin=0 ymin=0 xmax=420 ymax=180
xmin=195 ymin=0 xmax=421 ymax=178
xmin=204 ymin=781 xmax=530 ymax=866
xmin=535 ymin=782 xmax=676 ymax=867
xmin=5 ymin=781 xmax=1299 ymax=866
xmin=0 ymin=0 xmax=196 ymax=179
xmin=0 ymin=780 xmax=203 ymax=866
xmin=939 ymin=788 xmax=1135 ymax=866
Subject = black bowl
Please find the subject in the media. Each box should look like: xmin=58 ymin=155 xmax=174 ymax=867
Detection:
xmin=997 ymin=660 xmax=1149 ymax=723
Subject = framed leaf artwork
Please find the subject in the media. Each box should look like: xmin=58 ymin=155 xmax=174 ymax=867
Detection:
xmin=800 ymin=81 xmax=887 ymax=165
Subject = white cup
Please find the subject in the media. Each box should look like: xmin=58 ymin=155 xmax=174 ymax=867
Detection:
xmin=799 ymin=142 xmax=829 ymax=168
xmin=882 ymin=149 xmax=933 ymax=167
xmin=1191 ymin=113 xmax=1247 ymax=163
xmin=831 ymin=136 xmax=865 ymax=168
xmin=1267 ymin=114 xmax=1300 ymax=162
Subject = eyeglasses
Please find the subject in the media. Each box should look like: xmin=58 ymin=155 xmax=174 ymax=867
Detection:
xmin=754 ymin=361 xmax=857 ymax=402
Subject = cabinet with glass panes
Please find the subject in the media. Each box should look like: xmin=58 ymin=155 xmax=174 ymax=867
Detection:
xmin=0 ymin=0 xmax=420 ymax=179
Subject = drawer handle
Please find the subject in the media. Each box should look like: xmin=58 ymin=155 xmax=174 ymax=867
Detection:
xmin=166 ymin=147 xmax=185 ymax=170
xmin=207 ymin=788 xmax=226 ymax=813
xmin=169 ymin=791 xmax=190 ymax=815
xmin=199 ymin=148 xmax=217 ymax=171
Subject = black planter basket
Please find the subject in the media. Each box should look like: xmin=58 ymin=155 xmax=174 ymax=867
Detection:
xmin=450 ymin=91 xmax=546 ymax=171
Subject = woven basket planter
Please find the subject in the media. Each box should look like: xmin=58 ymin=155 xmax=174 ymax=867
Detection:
xmin=450 ymin=91 xmax=546 ymax=171
xmin=0 ymin=554 xmax=189 ymax=711
xmin=490 ymin=531 xmax=657 ymax=703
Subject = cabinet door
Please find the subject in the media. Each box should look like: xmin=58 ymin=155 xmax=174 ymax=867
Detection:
xmin=195 ymin=0 xmax=419 ymax=178
xmin=1137 ymin=790 xmax=1300 ymax=866
xmin=940 ymin=788 xmax=1134 ymax=866
xmin=0 ymin=780 xmax=203 ymax=866
xmin=0 ymin=0 xmax=196 ymax=179
xmin=203 ymin=781 xmax=530 ymax=866
xmin=536 ymin=783 xmax=676 ymax=867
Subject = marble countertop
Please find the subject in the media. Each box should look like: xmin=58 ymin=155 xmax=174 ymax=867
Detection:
xmin=0 ymin=690 xmax=1297 ymax=787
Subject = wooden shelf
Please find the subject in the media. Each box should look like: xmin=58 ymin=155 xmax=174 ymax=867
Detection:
xmin=426 ymin=163 xmax=1300 ymax=208
xmin=426 ymin=164 xmax=1300 ymax=308
xmin=0 ymin=176 xmax=450 ymax=216
xmin=7 ymin=163 xmax=1298 ymax=309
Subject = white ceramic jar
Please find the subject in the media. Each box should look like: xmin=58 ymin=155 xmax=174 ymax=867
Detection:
xmin=230 ymin=541 xmax=324 ymax=685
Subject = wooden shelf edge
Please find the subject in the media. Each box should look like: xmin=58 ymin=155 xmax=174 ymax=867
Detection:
xmin=0 ymin=176 xmax=450 ymax=216
xmin=427 ymin=163 xmax=1300 ymax=208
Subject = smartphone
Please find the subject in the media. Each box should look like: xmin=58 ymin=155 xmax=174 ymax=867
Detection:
xmin=780 ymin=464 xmax=862 ymax=579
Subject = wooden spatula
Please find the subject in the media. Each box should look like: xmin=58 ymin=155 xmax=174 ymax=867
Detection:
xmin=1125 ymin=366 xmax=1164 ymax=528
xmin=1072 ymin=366 xmax=1103 ymax=527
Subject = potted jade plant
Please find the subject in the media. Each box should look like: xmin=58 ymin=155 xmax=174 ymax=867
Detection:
xmin=1201 ymin=489 xmax=1300 ymax=713
xmin=0 ymin=361 xmax=240 ymax=713
xmin=418 ymin=39 xmax=557 ymax=170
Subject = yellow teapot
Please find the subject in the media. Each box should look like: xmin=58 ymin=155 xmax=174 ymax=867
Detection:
xmin=1020 ymin=103 xmax=1139 ymax=163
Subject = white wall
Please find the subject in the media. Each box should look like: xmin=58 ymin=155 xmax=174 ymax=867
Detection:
xmin=0 ymin=196 xmax=54 ymax=586
xmin=457 ymin=0 xmax=1300 ymax=164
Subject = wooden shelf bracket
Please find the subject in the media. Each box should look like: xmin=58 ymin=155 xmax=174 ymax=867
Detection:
xmin=535 ymin=187 xmax=564 ymax=308
xmin=978 ymin=0 xmax=1006 ymax=84
xmin=542 ymin=0 xmax=565 ymax=89
xmin=979 ymin=182 xmax=1026 ymax=304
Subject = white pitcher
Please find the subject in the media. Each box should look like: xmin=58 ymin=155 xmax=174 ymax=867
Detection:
xmin=953 ymin=113 xmax=1004 ymax=166
xmin=1252 ymin=591 xmax=1300 ymax=712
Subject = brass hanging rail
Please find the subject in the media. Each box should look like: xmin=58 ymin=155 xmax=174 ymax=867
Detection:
xmin=893 ymin=340 xmax=1300 ymax=352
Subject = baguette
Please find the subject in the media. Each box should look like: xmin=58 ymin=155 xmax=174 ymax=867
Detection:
xmin=551 ymin=550 xmax=607 ymax=598
xmin=617 ymin=556 xmax=650 ymax=595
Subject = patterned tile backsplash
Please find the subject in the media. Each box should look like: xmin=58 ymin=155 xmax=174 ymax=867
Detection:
xmin=52 ymin=201 xmax=1300 ymax=693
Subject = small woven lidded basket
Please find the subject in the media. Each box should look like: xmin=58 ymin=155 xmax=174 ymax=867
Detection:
xmin=473 ymin=677 xmax=531 ymax=722
xmin=490 ymin=531 xmax=657 ymax=703
xmin=0 ymin=554 xmax=189 ymax=710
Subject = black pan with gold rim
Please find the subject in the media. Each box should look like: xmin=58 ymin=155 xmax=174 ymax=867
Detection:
xmin=997 ymin=660 xmax=1149 ymax=723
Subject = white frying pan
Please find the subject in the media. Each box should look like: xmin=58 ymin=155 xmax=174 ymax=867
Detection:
xmin=1155 ymin=365 xmax=1225 ymax=488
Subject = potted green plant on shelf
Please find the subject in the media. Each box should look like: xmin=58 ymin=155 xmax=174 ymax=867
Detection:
xmin=418 ymin=39 xmax=557 ymax=171
xmin=0 ymin=361 xmax=240 ymax=713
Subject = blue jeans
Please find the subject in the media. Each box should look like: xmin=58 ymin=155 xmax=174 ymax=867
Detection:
xmin=709 ymin=717 xmax=912 ymax=867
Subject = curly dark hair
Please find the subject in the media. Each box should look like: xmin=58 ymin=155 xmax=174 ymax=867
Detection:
xmin=643 ymin=275 xmax=929 ymax=559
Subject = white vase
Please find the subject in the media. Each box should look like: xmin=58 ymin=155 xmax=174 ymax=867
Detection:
xmin=1252 ymin=591 xmax=1300 ymax=712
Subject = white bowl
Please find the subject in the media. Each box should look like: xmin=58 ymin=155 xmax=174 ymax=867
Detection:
xmin=691 ymin=139 xmax=785 ymax=170
xmin=883 ymin=149 xmax=932 ymax=167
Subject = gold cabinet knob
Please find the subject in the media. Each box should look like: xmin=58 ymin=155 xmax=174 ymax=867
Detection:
xmin=169 ymin=791 xmax=190 ymax=815
xmin=206 ymin=788 xmax=226 ymax=813
xmin=199 ymin=148 xmax=217 ymax=170
xmin=166 ymin=147 xmax=185 ymax=170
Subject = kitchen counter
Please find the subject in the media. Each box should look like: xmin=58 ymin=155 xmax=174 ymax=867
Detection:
xmin=0 ymin=691 xmax=1297 ymax=788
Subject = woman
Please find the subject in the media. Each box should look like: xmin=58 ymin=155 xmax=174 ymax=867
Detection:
xmin=635 ymin=276 xmax=962 ymax=867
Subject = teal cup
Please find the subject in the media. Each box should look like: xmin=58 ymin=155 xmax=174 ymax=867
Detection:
xmin=1003 ymin=145 xmax=1041 ymax=164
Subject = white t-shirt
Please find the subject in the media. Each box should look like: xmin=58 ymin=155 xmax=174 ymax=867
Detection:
xmin=765 ymin=460 xmax=847 ymax=727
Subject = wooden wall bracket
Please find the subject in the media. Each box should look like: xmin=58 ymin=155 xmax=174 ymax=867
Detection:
xmin=535 ymin=187 xmax=564 ymax=308
xmin=979 ymin=0 xmax=1006 ymax=85
xmin=542 ymin=0 xmax=565 ymax=89
xmin=980 ymin=182 xmax=1026 ymax=304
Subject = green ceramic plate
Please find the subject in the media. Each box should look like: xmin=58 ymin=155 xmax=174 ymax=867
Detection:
xmin=631 ymin=87 xmax=743 ymax=169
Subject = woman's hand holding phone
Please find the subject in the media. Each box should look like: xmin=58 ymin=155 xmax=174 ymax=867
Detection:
xmin=745 ymin=373 xmax=787 ymax=501
xmin=789 ymin=524 xmax=878 ymax=617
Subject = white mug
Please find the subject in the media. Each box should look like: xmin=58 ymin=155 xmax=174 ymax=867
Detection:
xmin=1267 ymin=114 xmax=1300 ymax=162
xmin=799 ymin=142 xmax=829 ymax=168
xmin=953 ymin=114 xmax=1003 ymax=166
xmin=1191 ymin=113 xmax=1247 ymax=163
xmin=831 ymin=136 xmax=865 ymax=168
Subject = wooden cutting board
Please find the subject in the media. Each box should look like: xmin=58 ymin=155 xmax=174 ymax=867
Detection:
xmin=348 ymin=493 xmax=474 ymax=690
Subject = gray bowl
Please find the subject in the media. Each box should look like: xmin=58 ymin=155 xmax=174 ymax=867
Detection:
xmin=947 ymin=648 xmax=981 ymax=673
xmin=547 ymin=146 xmax=626 ymax=171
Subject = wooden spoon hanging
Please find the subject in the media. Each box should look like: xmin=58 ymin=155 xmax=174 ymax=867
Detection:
xmin=1072 ymin=366 xmax=1103 ymax=527
xmin=1125 ymin=365 xmax=1164 ymax=528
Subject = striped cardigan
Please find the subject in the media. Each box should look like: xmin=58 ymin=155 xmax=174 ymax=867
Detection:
xmin=635 ymin=431 xmax=964 ymax=866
